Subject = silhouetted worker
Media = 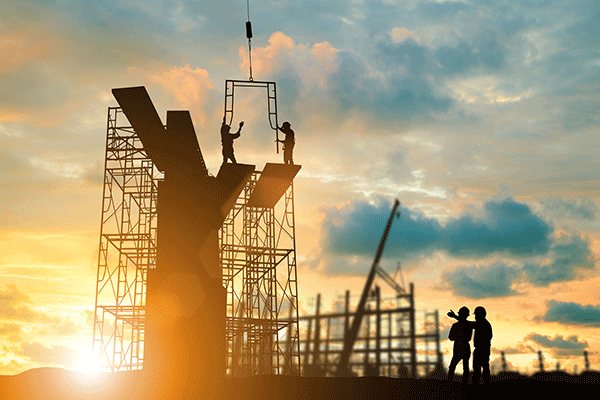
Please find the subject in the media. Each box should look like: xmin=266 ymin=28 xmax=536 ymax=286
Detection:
xmin=277 ymin=121 xmax=295 ymax=164
xmin=447 ymin=306 xmax=473 ymax=384
xmin=448 ymin=306 xmax=493 ymax=385
xmin=221 ymin=118 xmax=244 ymax=164
xmin=472 ymin=307 xmax=492 ymax=385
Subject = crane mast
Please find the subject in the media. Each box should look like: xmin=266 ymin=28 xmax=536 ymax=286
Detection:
xmin=335 ymin=199 xmax=400 ymax=377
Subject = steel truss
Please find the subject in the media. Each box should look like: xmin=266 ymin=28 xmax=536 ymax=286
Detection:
xmin=220 ymin=171 xmax=301 ymax=377
xmin=92 ymin=107 xmax=162 ymax=371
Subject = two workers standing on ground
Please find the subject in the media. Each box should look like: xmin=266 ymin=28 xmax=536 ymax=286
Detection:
xmin=447 ymin=306 xmax=493 ymax=386
xmin=221 ymin=117 xmax=295 ymax=165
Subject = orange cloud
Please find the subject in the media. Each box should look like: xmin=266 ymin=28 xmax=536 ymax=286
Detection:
xmin=130 ymin=64 xmax=216 ymax=126
xmin=238 ymin=32 xmax=340 ymax=96
xmin=0 ymin=33 xmax=49 ymax=75
xmin=0 ymin=104 xmax=70 ymax=128
xmin=238 ymin=31 xmax=295 ymax=78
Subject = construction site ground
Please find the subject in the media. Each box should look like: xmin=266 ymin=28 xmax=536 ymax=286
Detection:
xmin=1 ymin=368 xmax=597 ymax=400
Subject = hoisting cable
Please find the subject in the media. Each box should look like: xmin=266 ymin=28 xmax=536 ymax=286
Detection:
xmin=246 ymin=0 xmax=253 ymax=81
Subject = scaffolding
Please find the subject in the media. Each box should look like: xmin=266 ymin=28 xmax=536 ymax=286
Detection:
xmin=220 ymin=166 xmax=301 ymax=377
xmin=92 ymin=106 xmax=162 ymax=371
xmin=93 ymin=86 xmax=301 ymax=378
xmin=298 ymin=285 xmax=442 ymax=378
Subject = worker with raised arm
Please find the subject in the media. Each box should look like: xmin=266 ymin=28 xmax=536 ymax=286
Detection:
xmin=277 ymin=121 xmax=295 ymax=165
xmin=447 ymin=306 xmax=473 ymax=384
xmin=221 ymin=117 xmax=244 ymax=164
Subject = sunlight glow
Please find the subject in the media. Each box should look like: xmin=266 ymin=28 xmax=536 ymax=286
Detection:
xmin=74 ymin=352 xmax=103 ymax=374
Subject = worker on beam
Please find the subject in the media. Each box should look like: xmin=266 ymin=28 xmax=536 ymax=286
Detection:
xmin=277 ymin=121 xmax=295 ymax=164
xmin=221 ymin=117 xmax=244 ymax=164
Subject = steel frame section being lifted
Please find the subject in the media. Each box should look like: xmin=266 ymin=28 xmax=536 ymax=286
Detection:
xmin=224 ymin=80 xmax=282 ymax=153
xmin=92 ymin=107 xmax=162 ymax=371
xmin=220 ymin=170 xmax=301 ymax=377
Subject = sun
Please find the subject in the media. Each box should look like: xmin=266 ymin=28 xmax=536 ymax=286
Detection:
xmin=69 ymin=352 xmax=112 ymax=390
xmin=73 ymin=352 xmax=103 ymax=374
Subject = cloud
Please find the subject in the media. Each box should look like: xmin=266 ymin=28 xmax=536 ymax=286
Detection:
xmin=334 ymin=41 xmax=453 ymax=121
xmin=0 ymin=65 xmax=73 ymax=110
xmin=239 ymin=32 xmax=296 ymax=79
xmin=416 ymin=0 xmax=470 ymax=20
xmin=441 ymin=231 xmax=595 ymax=298
xmin=0 ymin=32 xmax=51 ymax=75
xmin=51 ymin=319 xmax=78 ymax=336
xmin=0 ymin=359 xmax=26 ymax=375
xmin=0 ymin=322 xmax=24 ymax=342
xmin=0 ymin=284 xmax=60 ymax=323
xmin=540 ymin=195 xmax=598 ymax=221
xmin=130 ymin=64 xmax=217 ymax=127
xmin=0 ymin=284 xmax=38 ymax=322
xmin=435 ymin=39 xmax=504 ymax=76
xmin=322 ymin=197 xmax=552 ymax=262
xmin=441 ymin=262 xmax=521 ymax=299
xmin=525 ymin=333 xmax=588 ymax=356
xmin=495 ymin=343 xmax=537 ymax=355
xmin=322 ymin=196 xmax=596 ymax=292
xmin=445 ymin=199 xmax=552 ymax=257
xmin=522 ymin=232 xmax=595 ymax=286
xmin=16 ymin=341 xmax=80 ymax=366
xmin=537 ymin=301 xmax=600 ymax=328
xmin=28 ymin=156 xmax=94 ymax=180
xmin=390 ymin=27 xmax=422 ymax=44
xmin=237 ymin=32 xmax=454 ymax=127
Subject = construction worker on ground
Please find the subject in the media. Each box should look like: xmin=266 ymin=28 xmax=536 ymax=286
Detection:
xmin=447 ymin=306 xmax=473 ymax=384
xmin=277 ymin=121 xmax=295 ymax=164
xmin=471 ymin=307 xmax=492 ymax=385
xmin=221 ymin=117 xmax=244 ymax=164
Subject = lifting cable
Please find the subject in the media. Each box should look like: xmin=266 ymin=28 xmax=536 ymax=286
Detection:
xmin=246 ymin=0 xmax=254 ymax=81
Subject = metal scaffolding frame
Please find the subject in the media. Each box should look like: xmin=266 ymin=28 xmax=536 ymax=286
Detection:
xmin=298 ymin=285 xmax=442 ymax=378
xmin=94 ymin=88 xmax=301 ymax=377
xmin=92 ymin=107 xmax=162 ymax=371
xmin=220 ymin=170 xmax=301 ymax=377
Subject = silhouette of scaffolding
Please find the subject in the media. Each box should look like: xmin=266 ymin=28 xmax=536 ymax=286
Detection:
xmin=298 ymin=285 xmax=442 ymax=378
xmin=93 ymin=88 xmax=301 ymax=377
xmin=220 ymin=164 xmax=302 ymax=377
xmin=92 ymin=106 xmax=162 ymax=371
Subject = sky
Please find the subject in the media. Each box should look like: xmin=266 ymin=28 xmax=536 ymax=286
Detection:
xmin=1 ymin=0 xmax=599 ymax=376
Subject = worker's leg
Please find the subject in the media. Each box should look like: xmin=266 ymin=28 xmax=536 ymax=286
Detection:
xmin=481 ymin=348 xmax=491 ymax=384
xmin=472 ymin=349 xmax=481 ymax=385
xmin=447 ymin=354 xmax=459 ymax=381
xmin=462 ymin=354 xmax=470 ymax=384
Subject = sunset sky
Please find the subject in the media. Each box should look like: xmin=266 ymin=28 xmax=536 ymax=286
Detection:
xmin=1 ymin=0 xmax=600 ymax=375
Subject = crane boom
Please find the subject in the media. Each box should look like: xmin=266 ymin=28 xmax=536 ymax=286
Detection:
xmin=376 ymin=264 xmax=406 ymax=296
xmin=335 ymin=199 xmax=400 ymax=376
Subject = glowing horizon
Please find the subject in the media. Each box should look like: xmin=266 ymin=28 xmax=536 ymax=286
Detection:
xmin=1 ymin=0 xmax=600 ymax=377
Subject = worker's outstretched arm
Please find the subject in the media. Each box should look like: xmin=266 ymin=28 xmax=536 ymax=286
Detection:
xmin=233 ymin=121 xmax=244 ymax=136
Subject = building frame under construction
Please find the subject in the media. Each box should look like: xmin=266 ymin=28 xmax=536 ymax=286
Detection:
xmin=299 ymin=285 xmax=442 ymax=378
xmin=92 ymin=90 xmax=302 ymax=377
